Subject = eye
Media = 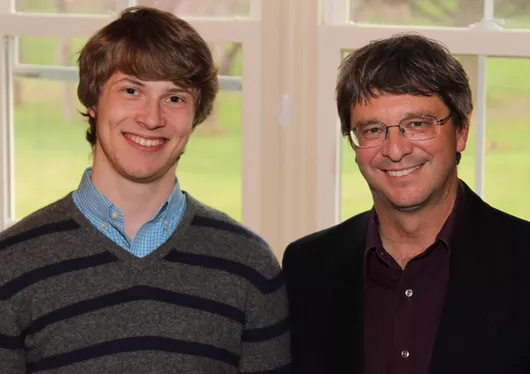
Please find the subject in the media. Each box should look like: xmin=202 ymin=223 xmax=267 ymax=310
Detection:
xmin=168 ymin=96 xmax=184 ymax=103
xmin=359 ymin=124 xmax=384 ymax=136
xmin=123 ymin=87 xmax=137 ymax=95
xmin=409 ymin=121 xmax=429 ymax=128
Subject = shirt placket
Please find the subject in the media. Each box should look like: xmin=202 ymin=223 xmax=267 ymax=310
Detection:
xmin=390 ymin=261 xmax=418 ymax=374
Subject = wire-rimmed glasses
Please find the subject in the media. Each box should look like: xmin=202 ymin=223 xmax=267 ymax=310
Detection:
xmin=348 ymin=113 xmax=452 ymax=148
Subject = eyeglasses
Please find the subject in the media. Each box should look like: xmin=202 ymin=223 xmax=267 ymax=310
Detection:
xmin=348 ymin=113 xmax=452 ymax=148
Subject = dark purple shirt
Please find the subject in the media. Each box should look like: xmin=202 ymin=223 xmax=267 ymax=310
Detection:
xmin=363 ymin=184 xmax=463 ymax=374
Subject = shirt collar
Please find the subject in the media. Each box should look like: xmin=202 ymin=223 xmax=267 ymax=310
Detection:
xmin=437 ymin=179 xmax=465 ymax=249
xmin=365 ymin=208 xmax=380 ymax=254
xmin=365 ymin=180 xmax=465 ymax=255
xmin=75 ymin=167 xmax=185 ymax=224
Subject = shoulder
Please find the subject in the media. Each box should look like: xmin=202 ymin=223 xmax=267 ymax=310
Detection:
xmin=0 ymin=194 xmax=80 ymax=249
xmin=283 ymin=211 xmax=370 ymax=273
xmin=458 ymin=183 xmax=530 ymax=272
xmin=182 ymin=194 xmax=280 ymax=279
xmin=463 ymin=183 xmax=530 ymax=240
xmin=0 ymin=195 xmax=82 ymax=279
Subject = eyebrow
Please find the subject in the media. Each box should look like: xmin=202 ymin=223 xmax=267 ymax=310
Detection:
xmin=113 ymin=77 xmax=192 ymax=95
xmin=113 ymin=77 xmax=146 ymax=87
xmin=354 ymin=111 xmax=437 ymax=126
xmin=354 ymin=119 xmax=381 ymax=127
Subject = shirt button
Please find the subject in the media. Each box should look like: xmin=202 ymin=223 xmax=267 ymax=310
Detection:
xmin=111 ymin=211 xmax=119 ymax=220
xmin=163 ymin=219 xmax=169 ymax=229
xmin=401 ymin=350 xmax=410 ymax=359
xmin=100 ymin=222 xmax=108 ymax=229
xmin=405 ymin=289 xmax=413 ymax=298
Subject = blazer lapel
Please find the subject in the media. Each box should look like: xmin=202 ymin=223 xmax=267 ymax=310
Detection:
xmin=323 ymin=214 xmax=368 ymax=373
xmin=428 ymin=184 xmax=518 ymax=374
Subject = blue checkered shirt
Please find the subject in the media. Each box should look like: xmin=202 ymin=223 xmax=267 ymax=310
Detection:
xmin=72 ymin=168 xmax=187 ymax=258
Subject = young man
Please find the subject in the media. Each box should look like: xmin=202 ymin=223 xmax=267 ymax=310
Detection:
xmin=0 ymin=7 xmax=289 ymax=373
xmin=283 ymin=34 xmax=530 ymax=374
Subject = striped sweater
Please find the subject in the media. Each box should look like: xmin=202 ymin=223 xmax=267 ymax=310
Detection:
xmin=0 ymin=194 xmax=290 ymax=373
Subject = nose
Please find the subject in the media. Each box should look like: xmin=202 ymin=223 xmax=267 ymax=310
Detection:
xmin=379 ymin=125 xmax=413 ymax=162
xmin=136 ymin=98 xmax=164 ymax=130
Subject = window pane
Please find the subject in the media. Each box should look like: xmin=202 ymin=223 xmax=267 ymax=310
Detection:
xmin=340 ymin=49 xmax=375 ymax=221
xmin=136 ymin=0 xmax=251 ymax=18
xmin=484 ymin=57 xmax=530 ymax=220
xmin=341 ymin=137 xmax=373 ymax=221
xmin=12 ymin=40 xmax=243 ymax=222
xmin=349 ymin=0 xmax=483 ymax=27
xmin=15 ymin=0 xmax=124 ymax=14
xmin=17 ymin=37 xmax=86 ymax=66
xmin=13 ymin=78 xmax=91 ymax=219
xmin=178 ymin=42 xmax=242 ymax=220
xmin=15 ymin=0 xmax=253 ymax=17
xmin=495 ymin=1 xmax=530 ymax=29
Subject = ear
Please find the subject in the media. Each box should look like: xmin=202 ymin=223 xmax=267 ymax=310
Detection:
xmin=456 ymin=112 xmax=471 ymax=153
xmin=87 ymin=107 xmax=96 ymax=118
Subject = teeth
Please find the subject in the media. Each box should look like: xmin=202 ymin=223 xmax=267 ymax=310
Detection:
xmin=127 ymin=134 xmax=164 ymax=147
xmin=386 ymin=165 xmax=420 ymax=177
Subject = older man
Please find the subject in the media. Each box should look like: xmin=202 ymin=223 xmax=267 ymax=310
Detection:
xmin=283 ymin=34 xmax=530 ymax=374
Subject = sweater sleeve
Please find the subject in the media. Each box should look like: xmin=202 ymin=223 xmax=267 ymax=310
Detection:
xmin=0 ymin=299 xmax=26 ymax=373
xmin=238 ymin=251 xmax=291 ymax=374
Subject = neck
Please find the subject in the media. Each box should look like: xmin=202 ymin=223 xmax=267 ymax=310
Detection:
xmin=375 ymin=179 xmax=459 ymax=268
xmin=90 ymin=165 xmax=176 ymax=239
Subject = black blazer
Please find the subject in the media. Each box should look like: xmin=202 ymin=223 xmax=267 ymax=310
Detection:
xmin=283 ymin=182 xmax=530 ymax=374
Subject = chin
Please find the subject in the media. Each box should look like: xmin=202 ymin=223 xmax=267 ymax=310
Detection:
xmin=119 ymin=166 xmax=167 ymax=183
xmin=390 ymin=200 xmax=427 ymax=212
xmin=383 ymin=191 xmax=430 ymax=212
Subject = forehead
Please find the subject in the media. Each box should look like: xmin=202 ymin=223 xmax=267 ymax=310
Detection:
xmin=104 ymin=71 xmax=193 ymax=93
xmin=350 ymin=93 xmax=447 ymax=120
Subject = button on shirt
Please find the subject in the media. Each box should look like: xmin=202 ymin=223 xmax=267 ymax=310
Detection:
xmin=72 ymin=168 xmax=187 ymax=258
xmin=363 ymin=182 xmax=464 ymax=374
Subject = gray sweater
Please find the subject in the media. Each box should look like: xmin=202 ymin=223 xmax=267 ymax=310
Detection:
xmin=0 ymin=194 xmax=290 ymax=373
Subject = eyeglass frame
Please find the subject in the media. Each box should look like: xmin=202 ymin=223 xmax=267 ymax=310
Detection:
xmin=347 ymin=113 xmax=453 ymax=149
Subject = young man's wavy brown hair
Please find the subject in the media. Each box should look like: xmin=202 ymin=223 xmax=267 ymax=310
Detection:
xmin=336 ymin=33 xmax=472 ymax=164
xmin=77 ymin=6 xmax=219 ymax=147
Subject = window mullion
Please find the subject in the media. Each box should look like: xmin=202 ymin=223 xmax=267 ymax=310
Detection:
xmin=473 ymin=0 xmax=495 ymax=197
xmin=474 ymin=56 xmax=487 ymax=197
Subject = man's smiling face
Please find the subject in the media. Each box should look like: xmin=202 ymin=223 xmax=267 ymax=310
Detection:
xmin=89 ymin=71 xmax=195 ymax=184
xmin=351 ymin=92 xmax=469 ymax=213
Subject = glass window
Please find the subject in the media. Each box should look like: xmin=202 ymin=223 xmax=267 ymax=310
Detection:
xmin=15 ymin=0 xmax=125 ymax=14
xmin=495 ymin=1 xmax=530 ymax=29
xmin=179 ymin=43 xmax=243 ymax=221
xmin=13 ymin=78 xmax=91 ymax=219
xmin=17 ymin=36 xmax=86 ymax=66
xmin=349 ymin=0 xmax=484 ymax=27
xmin=339 ymin=48 xmax=376 ymax=221
xmin=483 ymin=57 xmax=530 ymax=220
xmin=341 ymin=137 xmax=373 ymax=221
xmin=136 ymin=0 xmax=251 ymax=18
xmin=15 ymin=0 xmax=252 ymax=18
